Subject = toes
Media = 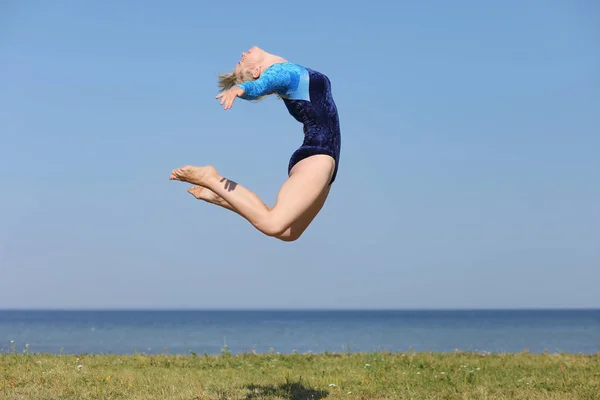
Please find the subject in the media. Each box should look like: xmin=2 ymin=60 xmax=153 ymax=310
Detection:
xmin=170 ymin=167 xmax=186 ymax=180
xmin=170 ymin=166 xmax=190 ymax=179
xmin=187 ymin=185 xmax=202 ymax=194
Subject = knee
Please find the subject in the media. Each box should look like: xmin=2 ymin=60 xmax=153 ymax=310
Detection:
xmin=274 ymin=224 xmax=307 ymax=242
xmin=256 ymin=218 xmax=306 ymax=242
xmin=276 ymin=231 xmax=302 ymax=242
xmin=256 ymin=218 xmax=290 ymax=239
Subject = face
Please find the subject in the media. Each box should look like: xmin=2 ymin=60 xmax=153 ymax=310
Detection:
xmin=234 ymin=46 xmax=264 ymax=79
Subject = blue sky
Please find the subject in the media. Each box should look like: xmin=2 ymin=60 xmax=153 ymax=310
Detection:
xmin=1 ymin=0 xmax=598 ymax=309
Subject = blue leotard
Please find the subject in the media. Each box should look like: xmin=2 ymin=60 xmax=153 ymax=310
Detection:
xmin=236 ymin=62 xmax=341 ymax=184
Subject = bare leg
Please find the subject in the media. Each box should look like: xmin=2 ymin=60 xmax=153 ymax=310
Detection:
xmin=187 ymin=184 xmax=329 ymax=241
xmin=170 ymin=155 xmax=335 ymax=241
xmin=187 ymin=186 xmax=244 ymax=214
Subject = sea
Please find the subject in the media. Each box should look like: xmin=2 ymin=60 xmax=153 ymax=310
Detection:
xmin=1 ymin=309 xmax=598 ymax=355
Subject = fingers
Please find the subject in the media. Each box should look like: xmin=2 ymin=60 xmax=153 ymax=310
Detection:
xmin=215 ymin=90 xmax=238 ymax=109
xmin=225 ymin=96 xmax=236 ymax=110
xmin=218 ymin=94 xmax=234 ymax=109
xmin=216 ymin=92 xmax=228 ymax=107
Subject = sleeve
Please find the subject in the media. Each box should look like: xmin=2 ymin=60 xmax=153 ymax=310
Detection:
xmin=235 ymin=63 xmax=297 ymax=100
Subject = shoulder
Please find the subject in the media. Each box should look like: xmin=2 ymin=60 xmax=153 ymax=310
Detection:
xmin=258 ymin=62 xmax=305 ymax=94
xmin=263 ymin=62 xmax=306 ymax=78
xmin=266 ymin=63 xmax=312 ymax=100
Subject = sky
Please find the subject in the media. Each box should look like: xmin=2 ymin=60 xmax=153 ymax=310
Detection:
xmin=1 ymin=0 xmax=598 ymax=310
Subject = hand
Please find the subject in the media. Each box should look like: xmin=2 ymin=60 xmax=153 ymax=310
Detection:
xmin=215 ymin=86 xmax=244 ymax=110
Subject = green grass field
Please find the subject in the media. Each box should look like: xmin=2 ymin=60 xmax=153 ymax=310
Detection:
xmin=1 ymin=350 xmax=598 ymax=399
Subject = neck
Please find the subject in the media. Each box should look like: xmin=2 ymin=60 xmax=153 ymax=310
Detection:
xmin=260 ymin=53 xmax=288 ymax=71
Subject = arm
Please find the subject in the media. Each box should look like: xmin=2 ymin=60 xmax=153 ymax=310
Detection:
xmin=235 ymin=63 xmax=297 ymax=100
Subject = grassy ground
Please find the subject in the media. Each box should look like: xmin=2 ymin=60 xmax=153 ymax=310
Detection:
xmin=1 ymin=350 xmax=598 ymax=399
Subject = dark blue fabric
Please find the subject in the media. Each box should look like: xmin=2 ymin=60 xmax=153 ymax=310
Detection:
xmin=284 ymin=67 xmax=341 ymax=184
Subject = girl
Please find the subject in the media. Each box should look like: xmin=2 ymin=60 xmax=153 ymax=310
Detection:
xmin=170 ymin=46 xmax=341 ymax=241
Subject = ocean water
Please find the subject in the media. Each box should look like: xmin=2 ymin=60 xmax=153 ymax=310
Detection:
xmin=0 ymin=309 xmax=598 ymax=355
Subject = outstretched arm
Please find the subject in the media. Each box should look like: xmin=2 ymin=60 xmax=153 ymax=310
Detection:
xmin=215 ymin=63 xmax=298 ymax=109
xmin=235 ymin=65 xmax=294 ymax=100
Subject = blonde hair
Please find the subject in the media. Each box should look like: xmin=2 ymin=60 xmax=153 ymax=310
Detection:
xmin=217 ymin=69 xmax=274 ymax=101
xmin=217 ymin=70 xmax=251 ymax=91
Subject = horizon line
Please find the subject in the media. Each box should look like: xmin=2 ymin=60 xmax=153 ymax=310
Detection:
xmin=1 ymin=307 xmax=598 ymax=312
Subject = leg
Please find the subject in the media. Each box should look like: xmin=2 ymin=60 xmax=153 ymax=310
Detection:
xmin=170 ymin=155 xmax=335 ymax=241
xmin=187 ymin=184 xmax=330 ymax=242
xmin=187 ymin=186 xmax=251 ymax=214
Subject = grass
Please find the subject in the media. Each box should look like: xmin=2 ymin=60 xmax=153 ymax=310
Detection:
xmin=1 ymin=349 xmax=598 ymax=399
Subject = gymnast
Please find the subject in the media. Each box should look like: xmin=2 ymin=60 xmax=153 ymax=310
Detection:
xmin=170 ymin=46 xmax=341 ymax=242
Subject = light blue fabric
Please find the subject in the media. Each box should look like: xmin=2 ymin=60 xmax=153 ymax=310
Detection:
xmin=236 ymin=62 xmax=310 ymax=101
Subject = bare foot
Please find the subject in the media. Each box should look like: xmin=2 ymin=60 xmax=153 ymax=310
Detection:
xmin=169 ymin=165 xmax=218 ymax=185
xmin=187 ymin=186 xmax=221 ymax=203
